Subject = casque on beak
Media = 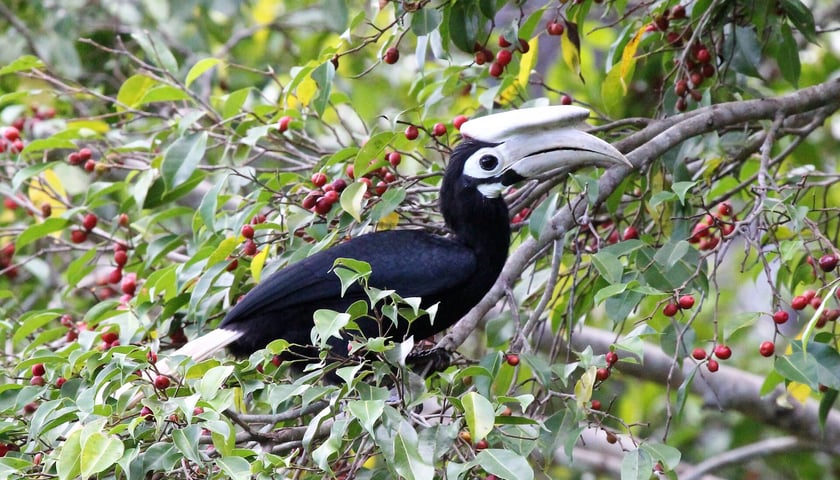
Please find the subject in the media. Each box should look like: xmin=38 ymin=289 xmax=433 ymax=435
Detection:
xmin=460 ymin=105 xmax=630 ymax=183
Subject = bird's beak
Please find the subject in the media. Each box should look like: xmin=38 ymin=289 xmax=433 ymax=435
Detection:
xmin=460 ymin=105 xmax=630 ymax=182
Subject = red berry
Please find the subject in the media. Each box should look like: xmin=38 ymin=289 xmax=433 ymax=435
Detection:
xmin=678 ymin=294 xmax=695 ymax=309
xmin=622 ymin=226 xmax=639 ymax=240
xmin=810 ymin=296 xmax=822 ymax=309
xmin=690 ymin=72 xmax=704 ymax=87
xmin=701 ymin=63 xmax=715 ymax=78
xmin=108 ymin=267 xmax=123 ymax=284
xmin=706 ymin=359 xmax=719 ymax=372
xmin=278 ymin=115 xmax=292 ymax=132
xmin=675 ymin=79 xmax=688 ymax=97
xmin=759 ymin=341 xmax=775 ymax=357
xmin=323 ymin=190 xmax=339 ymax=204
xmin=489 ymin=61 xmax=504 ymax=77
xmin=590 ymin=399 xmax=602 ymax=410
xmin=404 ymin=125 xmax=419 ymax=140
xmin=84 ymin=159 xmax=96 ymax=172
xmin=55 ymin=377 xmax=66 ymax=388
xmin=605 ymin=351 xmax=619 ymax=366
xmin=140 ymin=406 xmax=153 ymax=420
xmin=383 ymin=47 xmax=400 ymax=64
xmin=114 ymin=250 xmax=128 ymax=267
xmin=772 ymin=310 xmax=789 ymax=324
xmin=547 ymin=20 xmax=565 ymax=36
xmin=475 ymin=439 xmax=489 ymax=450
xmin=663 ymin=303 xmax=679 ymax=317
xmin=791 ymin=295 xmax=808 ymax=310
xmin=375 ymin=181 xmax=388 ymax=196
xmin=314 ymin=197 xmax=333 ymax=215
xmin=453 ymin=115 xmax=468 ymax=130
xmin=70 ymin=229 xmax=88 ymax=243
xmin=803 ymin=289 xmax=817 ymax=301
xmin=596 ymin=367 xmax=610 ymax=381
xmin=40 ymin=202 xmax=52 ymax=217
xmin=82 ymin=213 xmax=98 ymax=231
xmin=102 ymin=331 xmax=119 ymax=344
xmin=691 ymin=348 xmax=707 ymax=360
xmin=302 ymin=192 xmax=319 ymax=210
xmin=311 ymin=172 xmax=328 ymax=187
xmin=241 ymin=224 xmax=255 ymax=239
xmin=432 ymin=122 xmax=447 ymax=137
xmin=495 ymin=49 xmax=512 ymax=67
xmin=331 ymin=178 xmax=347 ymax=192
xmin=387 ymin=151 xmax=402 ymax=167
xmin=31 ymin=363 xmax=45 ymax=376
xmin=271 ymin=355 xmax=282 ymax=367
xmin=121 ymin=274 xmax=137 ymax=295
xmin=116 ymin=213 xmax=129 ymax=227
xmin=713 ymin=344 xmax=732 ymax=360
xmin=68 ymin=152 xmax=81 ymax=165
xmin=3 ymin=127 xmax=20 ymax=142
xmin=30 ymin=375 xmax=46 ymax=386
xmin=818 ymin=254 xmax=837 ymax=272
xmin=78 ymin=148 xmax=92 ymax=161
xmin=498 ymin=35 xmax=511 ymax=48
xmin=505 ymin=353 xmax=520 ymax=366
xmin=667 ymin=31 xmax=682 ymax=46
xmin=672 ymin=5 xmax=686 ymax=19
xmin=560 ymin=94 xmax=573 ymax=105
xmin=154 ymin=375 xmax=171 ymax=390
xmin=243 ymin=239 xmax=258 ymax=255
xmin=695 ymin=48 xmax=711 ymax=64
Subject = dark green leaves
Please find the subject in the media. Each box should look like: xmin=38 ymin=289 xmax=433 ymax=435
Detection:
xmin=161 ymin=132 xmax=207 ymax=192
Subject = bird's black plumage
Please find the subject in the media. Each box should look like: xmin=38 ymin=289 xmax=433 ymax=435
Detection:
xmin=219 ymin=140 xmax=510 ymax=359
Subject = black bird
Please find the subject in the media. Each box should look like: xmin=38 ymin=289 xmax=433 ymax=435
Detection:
xmin=164 ymin=106 xmax=628 ymax=372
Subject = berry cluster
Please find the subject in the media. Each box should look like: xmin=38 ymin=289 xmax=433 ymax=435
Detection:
xmin=66 ymin=147 xmax=97 ymax=172
xmin=689 ymin=202 xmax=736 ymax=251
xmin=662 ymin=293 xmax=696 ymax=317
xmin=0 ymin=126 xmax=25 ymax=154
xmin=691 ymin=344 xmax=732 ymax=372
xmin=474 ymin=35 xmax=529 ymax=78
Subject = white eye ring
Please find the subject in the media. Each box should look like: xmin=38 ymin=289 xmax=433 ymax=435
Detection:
xmin=463 ymin=147 xmax=504 ymax=179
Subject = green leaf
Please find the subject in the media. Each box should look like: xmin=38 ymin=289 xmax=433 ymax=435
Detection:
xmin=198 ymin=365 xmax=234 ymax=400
xmin=595 ymin=283 xmax=628 ymax=305
xmin=312 ymin=309 xmax=351 ymax=348
xmin=371 ymin=187 xmax=406 ymax=221
xmin=139 ymin=85 xmax=191 ymax=106
xmin=775 ymin=24 xmax=801 ymax=87
xmin=161 ymin=131 xmax=207 ymax=191
xmin=310 ymin=61 xmax=335 ymax=117
xmin=392 ymin=422 xmax=435 ymax=480
xmin=347 ymin=400 xmax=384 ymax=435
xmin=340 ymin=181 xmax=367 ymax=222
xmin=0 ymin=55 xmax=44 ymax=75
xmin=80 ymin=432 xmax=124 ymax=477
xmin=57 ymin=429 xmax=82 ymax=480
xmin=671 ymin=181 xmax=696 ymax=205
xmin=116 ymin=74 xmax=157 ymax=111
xmin=411 ymin=8 xmax=443 ymax=35
xmin=779 ymin=0 xmax=818 ymax=43
xmin=475 ymin=449 xmax=534 ymax=480
xmin=215 ymin=456 xmax=252 ymax=480
xmin=323 ymin=0 xmax=349 ymax=31
xmin=461 ymin=391 xmax=495 ymax=443
xmin=592 ymin=251 xmax=624 ymax=284
xmin=640 ymin=442 xmax=681 ymax=470
xmin=223 ymin=88 xmax=252 ymax=120
xmin=653 ymin=240 xmax=690 ymax=270
xmin=448 ymin=1 xmax=480 ymax=53
xmin=16 ymin=218 xmax=70 ymax=249
xmin=172 ymin=425 xmax=204 ymax=465
xmin=621 ymin=448 xmax=655 ymax=480
xmin=186 ymin=58 xmax=223 ymax=87
xmin=197 ymin=174 xmax=227 ymax=231
xmin=131 ymin=31 xmax=178 ymax=72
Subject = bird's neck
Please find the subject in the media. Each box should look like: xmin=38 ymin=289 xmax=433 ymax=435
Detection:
xmin=442 ymin=193 xmax=511 ymax=262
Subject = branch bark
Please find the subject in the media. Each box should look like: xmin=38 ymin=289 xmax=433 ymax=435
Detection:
xmin=439 ymin=77 xmax=840 ymax=352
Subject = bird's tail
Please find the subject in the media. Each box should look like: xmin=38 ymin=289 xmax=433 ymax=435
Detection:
xmin=121 ymin=328 xmax=243 ymax=407
xmin=155 ymin=328 xmax=244 ymax=376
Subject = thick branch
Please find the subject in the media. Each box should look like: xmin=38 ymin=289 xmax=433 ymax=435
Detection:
xmin=439 ymin=78 xmax=840 ymax=352
xmin=552 ymin=325 xmax=840 ymax=455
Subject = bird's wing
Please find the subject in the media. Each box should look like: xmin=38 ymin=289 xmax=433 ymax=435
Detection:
xmin=219 ymin=229 xmax=477 ymax=329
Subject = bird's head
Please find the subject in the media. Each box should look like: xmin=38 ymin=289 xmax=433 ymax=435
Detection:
xmin=447 ymin=105 xmax=630 ymax=200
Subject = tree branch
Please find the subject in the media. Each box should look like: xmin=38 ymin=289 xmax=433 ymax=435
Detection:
xmin=439 ymin=78 xmax=840 ymax=352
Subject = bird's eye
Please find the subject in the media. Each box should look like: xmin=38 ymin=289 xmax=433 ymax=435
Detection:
xmin=479 ymin=155 xmax=499 ymax=171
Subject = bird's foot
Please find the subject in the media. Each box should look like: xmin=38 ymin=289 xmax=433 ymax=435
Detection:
xmin=406 ymin=347 xmax=452 ymax=376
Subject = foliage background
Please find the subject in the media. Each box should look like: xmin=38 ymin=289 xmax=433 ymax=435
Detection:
xmin=1 ymin=0 xmax=840 ymax=479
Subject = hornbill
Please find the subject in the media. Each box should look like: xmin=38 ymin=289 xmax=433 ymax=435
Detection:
xmin=164 ymin=106 xmax=628 ymax=374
